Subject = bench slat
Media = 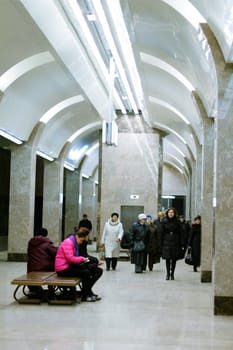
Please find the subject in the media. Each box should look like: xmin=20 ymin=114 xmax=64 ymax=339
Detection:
xmin=11 ymin=271 xmax=55 ymax=286
xmin=45 ymin=275 xmax=81 ymax=287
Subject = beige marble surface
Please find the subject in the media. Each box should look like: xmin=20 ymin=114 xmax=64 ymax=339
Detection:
xmin=1 ymin=249 xmax=233 ymax=349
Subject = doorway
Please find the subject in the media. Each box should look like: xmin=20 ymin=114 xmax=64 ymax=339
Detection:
xmin=120 ymin=205 xmax=144 ymax=232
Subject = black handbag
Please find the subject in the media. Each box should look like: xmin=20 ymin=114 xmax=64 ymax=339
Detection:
xmin=185 ymin=247 xmax=193 ymax=265
xmin=132 ymin=240 xmax=145 ymax=252
xmin=120 ymin=232 xmax=133 ymax=249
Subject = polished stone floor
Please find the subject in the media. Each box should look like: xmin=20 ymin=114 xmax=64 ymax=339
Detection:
xmin=0 ymin=251 xmax=233 ymax=350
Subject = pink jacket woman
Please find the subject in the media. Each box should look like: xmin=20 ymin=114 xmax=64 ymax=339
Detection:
xmin=55 ymin=235 xmax=85 ymax=272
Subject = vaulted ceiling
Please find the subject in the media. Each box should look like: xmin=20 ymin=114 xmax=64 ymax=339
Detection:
xmin=0 ymin=0 xmax=232 ymax=182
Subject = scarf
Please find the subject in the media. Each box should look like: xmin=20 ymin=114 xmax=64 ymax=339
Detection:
xmin=70 ymin=234 xmax=79 ymax=256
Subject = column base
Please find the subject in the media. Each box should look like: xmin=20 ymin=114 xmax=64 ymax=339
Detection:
xmin=214 ymin=296 xmax=233 ymax=315
xmin=201 ymin=270 xmax=212 ymax=282
xmin=8 ymin=253 xmax=27 ymax=262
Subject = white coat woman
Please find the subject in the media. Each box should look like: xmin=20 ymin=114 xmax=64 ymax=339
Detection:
xmin=101 ymin=212 xmax=124 ymax=270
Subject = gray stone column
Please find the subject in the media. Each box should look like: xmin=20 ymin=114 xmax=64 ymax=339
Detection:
xmin=201 ymin=116 xmax=215 ymax=283
xmin=98 ymin=115 xmax=159 ymax=244
xmin=202 ymin=23 xmax=233 ymax=314
xmin=194 ymin=143 xmax=202 ymax=217
xmin=79 ymin=177 xmax=96 ymax=242
xmin=8 ymin=143 xmax=36 ymax=261
xmin=214 ymin=92 xmax=233 ymax=314
xmin=64 ymin=169 xmax=80 ymax=236
xmin=157 ymin=132 xmax=164 ymax=211
xmin=42 ymin=159 xmax=64 ymax=246
xmin=193 ymin=92 xmax=215 ymax=283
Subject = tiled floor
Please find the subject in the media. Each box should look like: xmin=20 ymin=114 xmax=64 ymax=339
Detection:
xmin=0 ymin=251 xmax=233 ymax=350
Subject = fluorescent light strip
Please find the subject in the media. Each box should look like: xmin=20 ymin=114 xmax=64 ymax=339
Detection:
xmin=149 ymin=96 xmax=190 ymax=125
xmin=67 ymin=0 xmax=126 ymax=114
xmin=167 ymin=153 xmax=185 ymax=167
xmin=141 ymin=52 xmax=194 ymax=91
xmin=165 ymin=140 xmax=186 ymax=157
xmin=0 ymin=129 xmax=23 ymax=144
xmin=165 ymin=160 xmax=184 ymax=174
xmin=36 ymin=150 xmax=54 ymax=161
xmin=106 ymin=0 xmax=144 ymax=110
xmin=154 ymin=122 xmax=187 ymax=144
xmin=64 ymin=162 xmax=75 ymax=171
xmin=40 ymin=95 xmax=84 ymax=123
xmin=92 ymin=0 xmax=138 ymax=113
xmin=85 ymin=143 xmax=99 ymax=156
xmin=68 ymin=145 xmax=88 ymax=161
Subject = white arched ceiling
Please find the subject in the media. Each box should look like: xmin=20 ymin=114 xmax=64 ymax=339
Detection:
xmin=1 ymin=0 xmax=233 ymax=184
xmin=0 ymin=52 xmax=55 ymax=92
xmin=38 ymin=102 xmax=101 ymax=159
xmin=121 ymin=0 xmax=218 ymax=115
xmin=190 ymin=0 xmax=233 ymax=62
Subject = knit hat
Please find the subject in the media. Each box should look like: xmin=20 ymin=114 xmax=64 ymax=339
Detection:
xmin=138 ymin=213 xmax=147 ymax=220
xmin=146 ymin=214 xmax=152 ymax=219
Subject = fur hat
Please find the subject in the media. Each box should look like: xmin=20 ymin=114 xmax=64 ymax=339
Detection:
xmin=138 ymin=213 xmax=147 ymax=220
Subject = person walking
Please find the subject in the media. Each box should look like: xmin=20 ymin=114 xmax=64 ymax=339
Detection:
xmin=146 ymin=214 xmax=160 ymax=271
xmin=178 ymin=215 xmax=191 ymax=249
xmin=131 ymin=213 xmax=149 ymax=273
xmin=153 ymin=211 xmax=164 ymax=235
xmin=101 ymin=212 xmax=124 ymax=271
xmin=160 ymin=208 xmax=185 ymax=280
xmin=189 ymin=215 xmax=201 ymax=272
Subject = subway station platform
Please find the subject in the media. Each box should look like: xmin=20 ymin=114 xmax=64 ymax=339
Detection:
xmin=0 ymin=252 xmax=232 ymax=349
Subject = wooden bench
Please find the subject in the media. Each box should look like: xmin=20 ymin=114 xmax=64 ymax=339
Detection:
xmin=11 ymin=271 xmax=82 ymax=305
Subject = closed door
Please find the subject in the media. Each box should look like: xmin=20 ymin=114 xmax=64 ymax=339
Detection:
xmin=120 ymin=205 xmax=144 ymax=232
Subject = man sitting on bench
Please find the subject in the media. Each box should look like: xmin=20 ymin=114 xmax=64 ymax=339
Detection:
xmin=55 ymin=227 xmax=103 ymax=302
xmin=27 ymin=227 xmax=57 ymax=295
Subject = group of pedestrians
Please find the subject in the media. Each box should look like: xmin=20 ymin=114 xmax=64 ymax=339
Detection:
xmin=26 ymin=209 xmax=201 ymax=303
xmin=101 ymin=208 xmax=201 ymax=279
xmin=27 ymin=214 xmax=103 ymax=302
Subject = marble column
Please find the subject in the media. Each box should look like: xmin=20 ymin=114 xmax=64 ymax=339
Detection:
xmin=8 ymin=143 xmax=36 ymax=261
xmin=98 ymin=115 xmax=159 ymax=243
xmin=63 ymin=169 xmax=80 ymax=236
xmin=42 ymin=159 xmax=64 ymax=246
xmin=202 ymin=23 xmax=233 ymax=314
xmin=157 ymin=132 xmax=164 ymax=211
xmin=200 ymin=116 xmax=215 ymax=283
xmin=79 ymin=177 xmax=96 ymax=242
xmin=214 ymin=88 xmax=233 ymax=315
xmin=193 ymin=92 xmax=215 ymax=283
xmin=194 ymin=143 xmax=203 ymax=217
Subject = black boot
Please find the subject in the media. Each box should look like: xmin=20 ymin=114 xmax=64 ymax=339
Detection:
xmin=166 ymin=260 xmax=170 ymax=280
xmin=171 ymin=260 xmax=176 ymax=280
xmin=111 ymin=258 xmax=117 ymax=270
xmin=105 ymin=258 xmax=111 ymax=271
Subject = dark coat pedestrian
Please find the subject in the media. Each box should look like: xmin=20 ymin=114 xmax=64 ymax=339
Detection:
xmin=78 ymin=214 xmax=92 ymax=231
xmin=131 ymin=213 xmax=149 ymax=273
xmin=189 ymin=215 xmax=201 ymax=271
xmin=160 ymin=208 xmax=185 ymax=280
xmin=178 ymin=215 xmax=191 ymax=248
xmin=153 ymin=211 xmax=164 ymax=236
xmin=146 ymin=215 xmax=160 ymax=271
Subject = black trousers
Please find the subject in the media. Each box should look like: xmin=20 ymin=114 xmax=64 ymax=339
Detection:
xmin=105 ymin=257 xmax=118 ymax=270
xmin=166 ymin=259 xmax=176 ymax=276
xmin=57 ymin=263 xmax=103 ymax=297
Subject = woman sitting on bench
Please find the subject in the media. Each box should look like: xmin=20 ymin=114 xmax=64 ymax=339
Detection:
xmin=55 ymin=227 xmax=102 ymax=302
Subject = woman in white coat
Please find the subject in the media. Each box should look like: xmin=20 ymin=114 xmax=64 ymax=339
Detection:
xmin=101 ymin=212 xmax=124 ymax=271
